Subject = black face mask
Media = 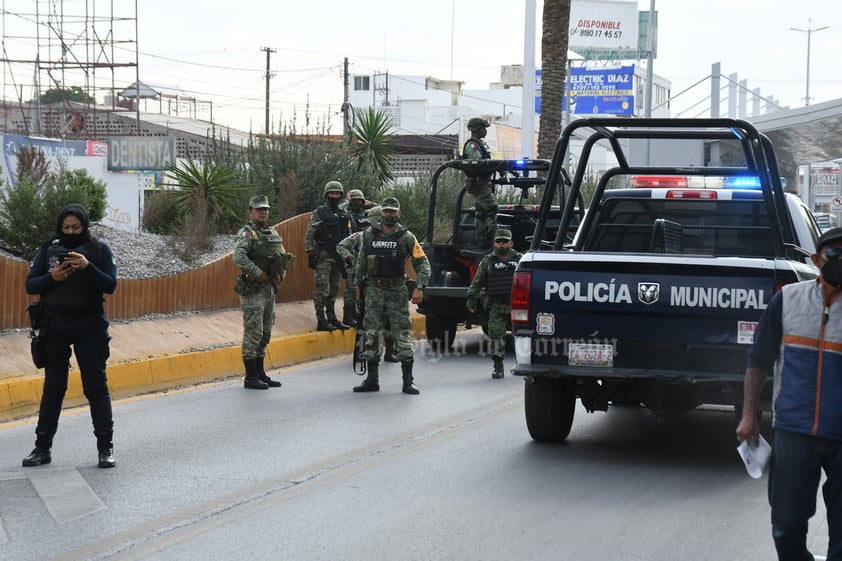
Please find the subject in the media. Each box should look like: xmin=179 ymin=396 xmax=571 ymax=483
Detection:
xmin=822 ymin=260 xmax=842 ymax=288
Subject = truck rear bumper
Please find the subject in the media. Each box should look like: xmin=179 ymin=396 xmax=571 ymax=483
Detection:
xmin=510 ymin=363 xmax=747 ymax=385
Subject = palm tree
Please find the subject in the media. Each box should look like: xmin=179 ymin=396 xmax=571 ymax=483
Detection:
xmin=537 ymin=0 xmax=572 ymax=160
xmin=351 ymin=107 xmax=395 ymax=187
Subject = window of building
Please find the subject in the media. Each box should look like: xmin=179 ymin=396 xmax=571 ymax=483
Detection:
xmin=354 ymin=76 xmax=370 ymax=91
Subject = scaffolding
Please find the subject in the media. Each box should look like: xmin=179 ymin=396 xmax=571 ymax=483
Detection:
xmin=0 ymin=0 xmax=138 ymax=138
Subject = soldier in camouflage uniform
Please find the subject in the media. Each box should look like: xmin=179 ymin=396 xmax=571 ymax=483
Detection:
xmin=353 ymin=197 xmax=431 ymax=394
xmin=345 ymin=189 xmax=370 ymax=233
xmin=466 ymin=228 xmax=521 ymax=379
xmin=338 ymin=189 xmax=370 ymax=327
xmin=305 ymin=181 xmax=352 ymax=332
xmin=337 ymin=206 xmax=399 ymax=362
xmin=463 ymin=117 xmax=497 ymax=248
xmin=233 ymin=195 xmax=292 ymax=390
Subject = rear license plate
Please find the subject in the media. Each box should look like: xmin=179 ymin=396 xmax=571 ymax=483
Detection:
xmin=568 ymin=343 xmax=614 ymax=367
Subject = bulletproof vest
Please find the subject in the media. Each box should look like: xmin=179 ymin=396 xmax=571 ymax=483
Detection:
xmin=462 ymin=138 xmax=491 ymax=160
xmin=315 ymin=205 xmax=350 ymax=246
xmin=368 ymin=228 xmax=408 ymax=278
xmin=246 ymin=225 xmax=287 ymax=278
xmin=485 ymin=253 xmax=519 ymax=296
xmin=41 ymin=239 xmax=104 ymax=314
xmin=350 ymin=209 xmax=370 ymax=233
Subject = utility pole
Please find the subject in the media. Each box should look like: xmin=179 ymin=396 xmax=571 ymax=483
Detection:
xmin=261 ymin=46 xmax=276 ymax=134
xmin=342 ymin=57 xmax=351 ymax=142
xmin=790 ymin=19 xmax=828 ymax=106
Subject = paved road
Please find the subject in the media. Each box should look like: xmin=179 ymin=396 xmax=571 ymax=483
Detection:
xmin=0 ymin=333 xmax=829 ymax=561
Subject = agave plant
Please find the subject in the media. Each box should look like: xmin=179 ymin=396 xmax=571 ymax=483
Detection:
xmin=351 ymin=107 xmax=395 ymax=187
xmin=163 ymin=160 xmax=248 ymax=226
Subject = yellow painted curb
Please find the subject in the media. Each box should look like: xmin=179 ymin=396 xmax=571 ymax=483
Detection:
xmin=0 ymin=315 xmax=425 ymax=423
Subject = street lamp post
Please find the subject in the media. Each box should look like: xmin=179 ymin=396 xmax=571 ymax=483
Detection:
xmin=790 ymin=18 xmax=828 ymax=106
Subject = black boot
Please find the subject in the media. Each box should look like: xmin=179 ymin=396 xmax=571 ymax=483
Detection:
xmin=243 ymin=358 xmax=269 ymax=390
xmin=353 ymin=361 xmax=380 ymax=392
xmin=94 ymin=429 xmax=116 ymax=468
xmin=257 ymin=356 xmax=281 ymax=388
xmin=343 ymin=304 xmax=358 ymax=328
xmin=328 ymin=317 xmax=350 ymax=331
xmin=316 ymin=313 xmax=338 ymax=332
xmin=492 ymin=356 xmax=505 ymax=379
xmin=22 ymin=430 xmax=53 ymax=467
xmin=383 ymin=337 xmax=399 ymax=362
xmin=401 ymin=361 xmax=420 ymax=394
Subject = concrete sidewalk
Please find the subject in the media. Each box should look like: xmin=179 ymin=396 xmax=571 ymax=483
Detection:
xmin=0 ymin=301 xmax=425 ymax=422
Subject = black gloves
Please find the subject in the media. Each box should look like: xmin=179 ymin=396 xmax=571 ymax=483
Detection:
xmin=307 ymin=252 xmax=317 ymax=270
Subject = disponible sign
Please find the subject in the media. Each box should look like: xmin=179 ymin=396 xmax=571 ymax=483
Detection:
xmin=107 ymin=137 xmax=175 ymax=171
xmin=562 ymin=65 xmax=635 ymax=115
xmin=569 ymin=0 xmax=639 ymax=51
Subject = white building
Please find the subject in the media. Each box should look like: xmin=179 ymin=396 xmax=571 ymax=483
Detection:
xmin=349 ymin=63 xmax=672 ymax=162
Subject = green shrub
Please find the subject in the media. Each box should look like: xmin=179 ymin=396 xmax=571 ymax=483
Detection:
xmin=0 ymin=164 xmax=108 ymax=259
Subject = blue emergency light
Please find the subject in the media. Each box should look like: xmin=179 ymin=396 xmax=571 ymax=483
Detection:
xmin=723 ymin=176 xmax=761 ymax=189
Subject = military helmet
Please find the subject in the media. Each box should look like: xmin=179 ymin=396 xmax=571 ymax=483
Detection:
xmin=467 ymin=117 xmax=491 ymax=131
xmin=323 ymin=180 xmax=344 ymax=196
xmin=348 ymin=189 xmax=365 ymax=201
xmin=381 ymin=197 xmax=400 ymax=211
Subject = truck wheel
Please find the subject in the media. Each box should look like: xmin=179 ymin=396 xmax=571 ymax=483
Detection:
xmin=524 ymin=378 xmax=576 ymax=442
xmin=426 ymin=316 xmax=457 ymax=350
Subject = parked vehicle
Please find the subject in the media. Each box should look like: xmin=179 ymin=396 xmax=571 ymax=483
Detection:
xmin=417 ymin=158 xmax=579 ymax=349
xmin=510 ymin=118 xmax=821 ymax=442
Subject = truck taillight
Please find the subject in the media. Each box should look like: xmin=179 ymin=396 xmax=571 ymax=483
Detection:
xmin=511 ymin=271 xmax=531 ymax=324
xmin=666 ymin=189 xmax=717 ymax=199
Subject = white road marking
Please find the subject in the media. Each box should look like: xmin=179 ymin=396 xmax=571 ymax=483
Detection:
xmin=26 ymin=468 xmax=106 ymax=523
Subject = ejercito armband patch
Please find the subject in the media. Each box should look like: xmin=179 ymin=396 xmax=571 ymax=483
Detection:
xmin=412 ymin=240 xmax=426 ymax=258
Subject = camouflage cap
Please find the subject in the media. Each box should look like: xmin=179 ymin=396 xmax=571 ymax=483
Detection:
xmin=348 ymin=188 xmax=365 ymax=200
xmin=367 ymin=205 xmax=382 ymax=221
xmin=467 ymin=117 xmax=491 ymax=131
xmin=249 ymin=195 xmax=270 ymax=209
xmin=381 ymin=197 xmax=400 ymax=211
xmin=494 ymin=228 xmax=512 ymax=241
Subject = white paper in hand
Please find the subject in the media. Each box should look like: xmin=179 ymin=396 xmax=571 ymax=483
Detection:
xmin=737 ymin=435 xmax=772 ymax=479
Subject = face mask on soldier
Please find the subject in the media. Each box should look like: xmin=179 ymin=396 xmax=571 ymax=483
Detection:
xmin=381 ymin=215 xmax=398 ymax=227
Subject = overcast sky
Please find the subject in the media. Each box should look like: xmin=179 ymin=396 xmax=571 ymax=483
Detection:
xmin=1 ymin=0 xmax=840 ymax=134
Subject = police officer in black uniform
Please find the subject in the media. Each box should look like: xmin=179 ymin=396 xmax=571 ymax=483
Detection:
xmin=22 ymin=203 xmax=118 ymax=468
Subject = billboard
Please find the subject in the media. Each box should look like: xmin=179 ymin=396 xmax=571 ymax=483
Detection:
xmin=562 ymin=65 xmax=635 ymax=115
xmin=569 ymin=0 xmax=639 ymax=51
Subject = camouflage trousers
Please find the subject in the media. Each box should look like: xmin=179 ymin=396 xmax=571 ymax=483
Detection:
xmin=343 ymin=265 xmax=357 ymax=318
xmin=466 ymin=176 xmax=497 ymax=246
xmin=240 ymin=281 xmax=276 ymax=360
xmin=362 ymin=283 xmax=413 ymax=363
xmin=313 ymin=252 xmax=343 ymax=319
xmin=487 ymin=301 xmax=511 ymax=359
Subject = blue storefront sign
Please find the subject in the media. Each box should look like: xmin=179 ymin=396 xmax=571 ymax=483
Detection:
xmin=535 ymin=65 xmax=635 ymax=116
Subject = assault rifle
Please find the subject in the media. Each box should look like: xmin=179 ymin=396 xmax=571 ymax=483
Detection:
xmin=352 ymin=281 xmax=366 ymax=375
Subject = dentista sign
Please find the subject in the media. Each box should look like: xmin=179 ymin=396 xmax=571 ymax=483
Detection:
xmin=107 ymin=137 xmax=175 ymax=171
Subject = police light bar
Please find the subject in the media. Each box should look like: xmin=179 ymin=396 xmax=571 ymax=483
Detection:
xmin=723 ymin=176 xmax=761 ymax=189
xmin=630 ymin=176 xmax=688 ymax=188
